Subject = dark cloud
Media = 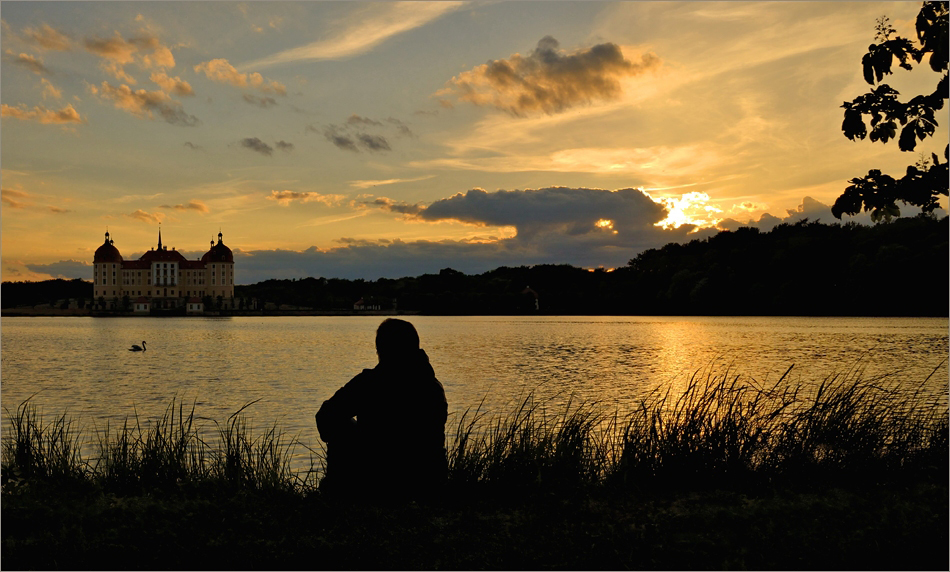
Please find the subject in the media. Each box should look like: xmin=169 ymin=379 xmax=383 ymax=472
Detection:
xmin=25 ymin=260 xmax=92 ymax=280
xmin=183 ymin=141 xmax=203 ymax=150
xmin=440 ymin=36 xmax=660 ymax=115
xmin=275 ymin=140 xmax=294 ymax=152
xmin=241 ymin=137 xmax=273 ymax=156
xmin=48 ymin=206 xmax=71 ymax=213
xmin=356 ymin=133 xmax=391 ymax=152
xmin=319 ymin=114 xmax=409 ymax=152
xmin=243 ymin=93 xmax=278 ymax=108
xmin=228 ymin=189 xmax=950 ymax=283
xmin=421 ymin=187 xmax=668 ymax=240
xmin=323 ymin=127 xmax=359 ymax=152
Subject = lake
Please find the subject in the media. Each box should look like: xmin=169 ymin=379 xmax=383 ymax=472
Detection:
xmin=2 ymin=315 xmax=947 ymax=469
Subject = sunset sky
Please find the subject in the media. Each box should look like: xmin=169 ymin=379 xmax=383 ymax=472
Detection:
xmin=2 ymin=1 xmax=946 ymax=284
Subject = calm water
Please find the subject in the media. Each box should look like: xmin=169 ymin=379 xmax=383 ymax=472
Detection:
xmin=2 ymin=316 xmax=947 ymax=467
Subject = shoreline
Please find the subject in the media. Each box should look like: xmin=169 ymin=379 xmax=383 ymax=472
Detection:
xmin=2 ymin=308 xmax=947 ymax=318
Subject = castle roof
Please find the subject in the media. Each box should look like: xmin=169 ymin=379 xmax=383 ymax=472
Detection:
xmin=201 ymin=231 xmax=233 ymax=263
xmin=93 ymin=232 xmax=123 ymax=263
xmin=140 ymin=248 xmax=188 ymax=263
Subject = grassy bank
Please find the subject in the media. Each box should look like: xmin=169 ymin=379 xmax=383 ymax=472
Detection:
xmin=3 ymin=368 xmax=948 ymax=569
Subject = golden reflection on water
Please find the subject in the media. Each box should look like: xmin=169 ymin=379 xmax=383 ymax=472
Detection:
xmin=2 ymin=315 xmax=947 ymax=471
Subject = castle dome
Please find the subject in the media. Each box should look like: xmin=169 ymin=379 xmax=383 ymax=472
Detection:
xmin=93 ymin=231 xmax=123 ymax=263
xmin=201 ymin=231 xmax=233 ymax=263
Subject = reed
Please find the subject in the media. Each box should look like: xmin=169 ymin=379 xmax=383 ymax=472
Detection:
xmin=1 ymin=397 xmax=87 ymax=483
xmin=2 ymin=366 xmax=947 ymax=495
xmin=2 ymin=397 xmax=316 ymax=494
xmin=448 ymin=365 xmax=948 ymax=494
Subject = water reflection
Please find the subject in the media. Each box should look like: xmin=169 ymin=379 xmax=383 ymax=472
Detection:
xmin=2 ymin=315 xmax=947 ymax=471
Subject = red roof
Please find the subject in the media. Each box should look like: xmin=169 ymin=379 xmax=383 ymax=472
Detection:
xmin=201 ymin=243 xmax=233 ymax=263
xmin=140 ymin=248 xmax=188 ymax=263
xmin=94 ymin=237 xmax=123 ymax=263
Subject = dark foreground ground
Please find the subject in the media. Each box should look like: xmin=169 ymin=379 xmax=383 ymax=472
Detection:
xmin=2 ymin=478 xmax=946 ymax=570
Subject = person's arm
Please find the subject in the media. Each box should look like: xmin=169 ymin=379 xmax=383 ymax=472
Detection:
xmin=315 ymin=373 xmax=366 ymax=443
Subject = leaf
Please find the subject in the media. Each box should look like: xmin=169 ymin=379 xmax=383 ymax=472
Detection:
xmin=862 ymin=51 xmax=876 ymax=85
xmin=898 ymin=123 xmax=918 ymax=151
xmin=841 ymin=109 xmax=867 ymax=140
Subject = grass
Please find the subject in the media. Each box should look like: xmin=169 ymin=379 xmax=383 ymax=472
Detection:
xmin=2 ymin=366 xmax=948 ymax=569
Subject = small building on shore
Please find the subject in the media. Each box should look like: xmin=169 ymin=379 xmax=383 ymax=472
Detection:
xmin=93 ymin=229 xmax=235 ymax=312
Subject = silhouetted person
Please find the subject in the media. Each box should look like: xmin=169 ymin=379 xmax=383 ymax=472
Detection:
xmin=316 ymin=318 xmax=448 ymax=500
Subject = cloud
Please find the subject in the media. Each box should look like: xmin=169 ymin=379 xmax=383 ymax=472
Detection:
xmin=268 ymin=190 xmax=346 ymax=206
xmin=150 ymin=72 xmax=195 ymax=96
xmin=275 ymin=140 xmax=294 ymax=152
xmin=89 ymin=81 xmax=198 ymax=126
xmin=183 ymin=141 xmax=203 ymax=150
xmin=84 ymin=32 xmax=176 ymax=82
xmin=347 ymin=114 xmax=382 ymax=126
xmin=239 ymin=1 xmax=465 ymax=69
xmin=41 ymin=78 xmax=62 ymax=100
xmin=126 ymin=209 xmax=165 ymax=224
xmin=386 ymin=117 xmax=414 ymax=137
xmin=24 ymin=260 xmax=92 ymax=280
xmin=240 ymin=137 xmax=273 ymax=156
xmin=229 ymin=189 xmax=944 ymax=283
xmin=158 ymin=199 xmax=209 ymax=213
xmin=1 ymin=187 xmax=72 ymax=212
xmin=356 ymin=133 xmax=391 ymax=152
xmin=323 ymin=126 xmax=359 ymax=152
xmin=243 ymin=94 xmax=278 ymax=107
xmin=123 ymin=209 xmax=165 ymax=224
xmin=2 ymin=188 xmax=30 ymax=208
xmin=193 ymin=58 xmax=287 ymax=95
xmin=10 ymin=52 xmax=49 ymax=74
xmin=20 ymin=24 xmax=71 ymax=51
xmin=1 ymin=103 xmax=84 ymax=124
xmin=438 ymin=36 xmax=660 ymax=115
xmin=348 ymin=175 xmax=435 ymax=189
xmin=420 ymin=187 xmax=668 ymax=239
xmin=321 ymin=115 xmax=404 ymax=153
xmin=354 ymin=196 xmax=426 ymax=215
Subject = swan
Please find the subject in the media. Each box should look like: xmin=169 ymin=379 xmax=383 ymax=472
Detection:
xmin=129 ymin=341 xmax=146 ymax=352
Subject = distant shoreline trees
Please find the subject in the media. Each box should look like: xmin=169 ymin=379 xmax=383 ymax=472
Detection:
xmin=3 ymin=217 xmax=946 ymax=317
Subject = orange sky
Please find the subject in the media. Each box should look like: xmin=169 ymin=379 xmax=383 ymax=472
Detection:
xmin=2 ymin=1 xmax=946 ymax=283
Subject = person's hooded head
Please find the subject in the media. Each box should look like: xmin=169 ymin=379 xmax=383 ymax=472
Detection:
xmin=375 ymin=318 xmax=421 ymax=365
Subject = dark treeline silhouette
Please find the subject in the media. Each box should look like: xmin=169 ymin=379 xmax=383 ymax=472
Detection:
xmin=0 ymin=278 xmax=92 ymax=310
xmin=3 ymin=216 xmax=947 ymax=316
xmin=237 ymin=216 xmax=948 ymax=317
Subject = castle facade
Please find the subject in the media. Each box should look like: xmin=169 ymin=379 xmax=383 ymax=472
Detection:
xmin=93 ymin=229 xmax=235 ymax=312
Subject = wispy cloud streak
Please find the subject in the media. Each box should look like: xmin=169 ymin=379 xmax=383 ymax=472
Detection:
xmin=239 ymin=2 xmax=464 ymax=69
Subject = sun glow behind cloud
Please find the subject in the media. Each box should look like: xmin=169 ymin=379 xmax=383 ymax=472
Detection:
xmin=649 ymin=191 xmax=723 ymax=230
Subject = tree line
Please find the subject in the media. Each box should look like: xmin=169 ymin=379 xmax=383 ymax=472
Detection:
xmin=233 ymin=215 xmax=949 ymax=316
xmin=3 ymin=216 xmax=946 ymax=316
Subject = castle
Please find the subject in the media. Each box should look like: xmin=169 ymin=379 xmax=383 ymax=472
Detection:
xmin=93 ymin=229 xmax=235 ymax=312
